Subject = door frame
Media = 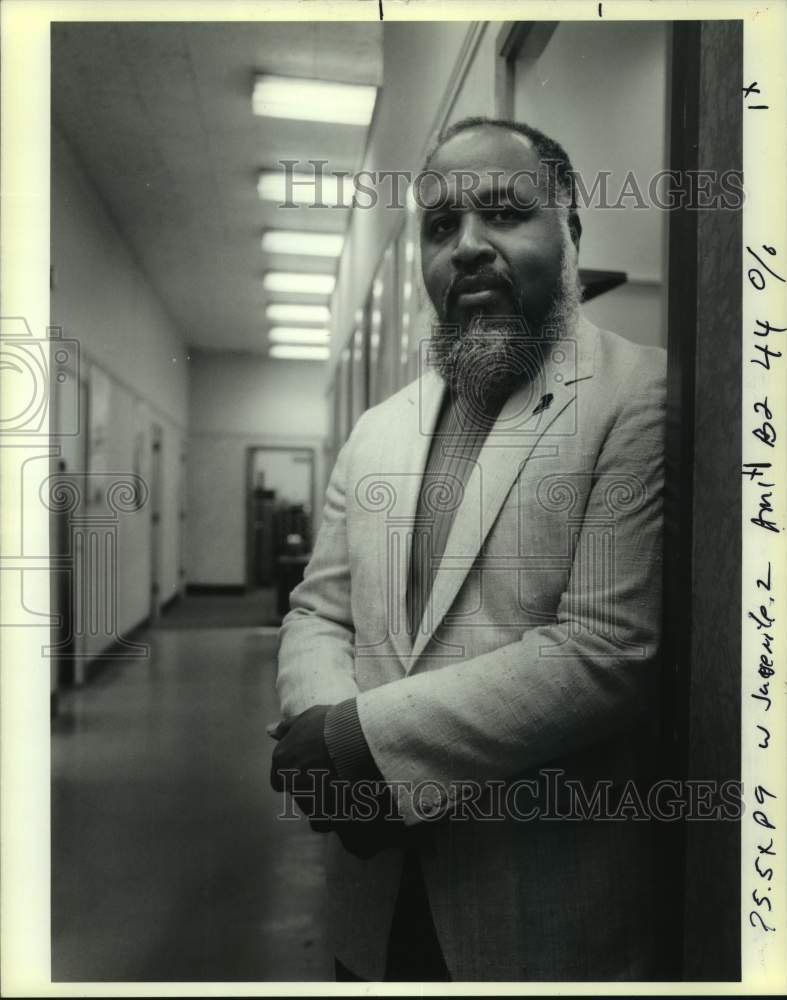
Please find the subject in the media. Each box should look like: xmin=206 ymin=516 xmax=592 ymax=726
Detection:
xmin=149 ymin=422 xmax=163 ymax=622
xmin=244 ymin=445 xmax=316 ymax=591
xmin=661 ymin=19 xmax=743 ymax=981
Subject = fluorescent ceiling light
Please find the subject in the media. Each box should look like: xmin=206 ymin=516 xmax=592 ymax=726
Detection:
xmin=268 ymin=327 xmax=330 ymax=345
xmin=257 ymin=170 xmax=352 ymax=207
xmin=263 ymin=272 xmax=336 ymax=296
xmin=262 ymin=230 xmax=344 ymax=257
xmin=270 ymin=344 xmax=330 ymax=361
xmin=266 ymin=303 xmax=331 ymax=324
xmin=253 ymin=74 xmax=377 ymax=127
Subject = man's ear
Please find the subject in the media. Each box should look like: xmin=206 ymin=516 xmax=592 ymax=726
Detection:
xmin=569 ymin=210 xmax=582 ymax=251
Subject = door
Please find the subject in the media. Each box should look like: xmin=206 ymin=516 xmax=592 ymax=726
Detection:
xmin=149 ymin=422 xmax=163 ymax=621
xmin=51 ymin=367 xmax=89 ymax=685
xmin=245 ymin=446 xmax=315 ymax=592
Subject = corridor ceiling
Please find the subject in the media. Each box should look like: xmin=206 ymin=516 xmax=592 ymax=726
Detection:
xmin=52 ymin=21 xmax=382 ymax=354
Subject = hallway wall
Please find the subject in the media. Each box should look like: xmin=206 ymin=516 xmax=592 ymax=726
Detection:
xmin=52 ymin=127 xmax=189 ymax=426
xmin=51 ymin=126 xmax=189 ymax=656
xmin=513 ymin=20 xmax=669 ymax=348
xmin=187 ymin=352 xmax=327 ymax=586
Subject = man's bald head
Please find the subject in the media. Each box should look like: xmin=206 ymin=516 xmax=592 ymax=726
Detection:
xmin=423 ymin=116 xmax=581 ymax=247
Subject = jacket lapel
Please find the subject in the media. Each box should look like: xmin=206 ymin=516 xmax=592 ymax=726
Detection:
xmin=382 ymin=369 xmax=446 ymax=666
xmin=407 ymin=320 xmax=598 ymax=670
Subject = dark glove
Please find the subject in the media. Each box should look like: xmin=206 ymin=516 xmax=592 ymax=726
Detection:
xmin=270 ymin=706 xmax=410 ymax=854
xmin=270 ymin=705 xmax=336 ymax=831
xmin=332 ymin=783 xmax=410 ymax=859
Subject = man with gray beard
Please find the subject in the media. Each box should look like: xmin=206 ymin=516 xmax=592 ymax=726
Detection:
xmin=272 ymin=118 xmax=667 ymax=982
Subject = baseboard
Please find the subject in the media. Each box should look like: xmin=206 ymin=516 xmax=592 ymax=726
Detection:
xmin=160 ymin=592 xmax=181 ymax=614
xmin=78 ymin=620 xmax=151 ymax=685
xmin=53 ymin=588 xmax=248 ymax=695
xmin=185 ymin=584 xmax=246 ymax=596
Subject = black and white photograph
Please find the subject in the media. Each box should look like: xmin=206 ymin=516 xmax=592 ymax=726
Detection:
xmin=0 ymin=1 xmax=785 ymax=993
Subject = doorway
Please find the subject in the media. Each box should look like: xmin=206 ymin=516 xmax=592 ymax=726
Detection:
xmin=149 ymin=422 xmax=163 ymax=623
xmin=51 ymin=365 xmax=90 ymax=687
xmin=245 ymin=446 xmax=315 ymax=620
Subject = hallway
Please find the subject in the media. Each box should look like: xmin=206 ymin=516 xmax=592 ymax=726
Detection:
xmin=51 ymin=620 xmax=332 ymax=982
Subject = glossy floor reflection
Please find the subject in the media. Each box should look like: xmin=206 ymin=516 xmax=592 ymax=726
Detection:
xmin=52 ymin=624 xmax=332 ymax=982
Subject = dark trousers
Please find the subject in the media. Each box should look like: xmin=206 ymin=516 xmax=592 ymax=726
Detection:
xmin=335 ymin=849 xmax=451 ymax=982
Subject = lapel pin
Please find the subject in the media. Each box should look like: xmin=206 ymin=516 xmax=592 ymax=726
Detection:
xmin=533 ymin=393 xmax=553 ymax=415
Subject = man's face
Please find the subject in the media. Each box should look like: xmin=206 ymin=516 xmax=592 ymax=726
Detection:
xmin=419 ymin=126 xmax=568 ymax=335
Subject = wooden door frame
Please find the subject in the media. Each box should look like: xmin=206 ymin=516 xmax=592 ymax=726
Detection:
xmin=662 ymin=19 xmax=743 ymax=981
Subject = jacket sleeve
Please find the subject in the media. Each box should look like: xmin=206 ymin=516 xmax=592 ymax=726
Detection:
xmin=275 ymin=424 xmax=362 ymax=721
xmin=355 ymin=354 xmax=667 ymax=825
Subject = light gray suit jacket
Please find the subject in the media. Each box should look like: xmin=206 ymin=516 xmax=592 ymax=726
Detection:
xmin=276 ymin=317 xmax=667 ymax=980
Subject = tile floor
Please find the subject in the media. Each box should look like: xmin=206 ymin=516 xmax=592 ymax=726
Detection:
xmin=51 ymin=614 xmax=333 ymax=982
